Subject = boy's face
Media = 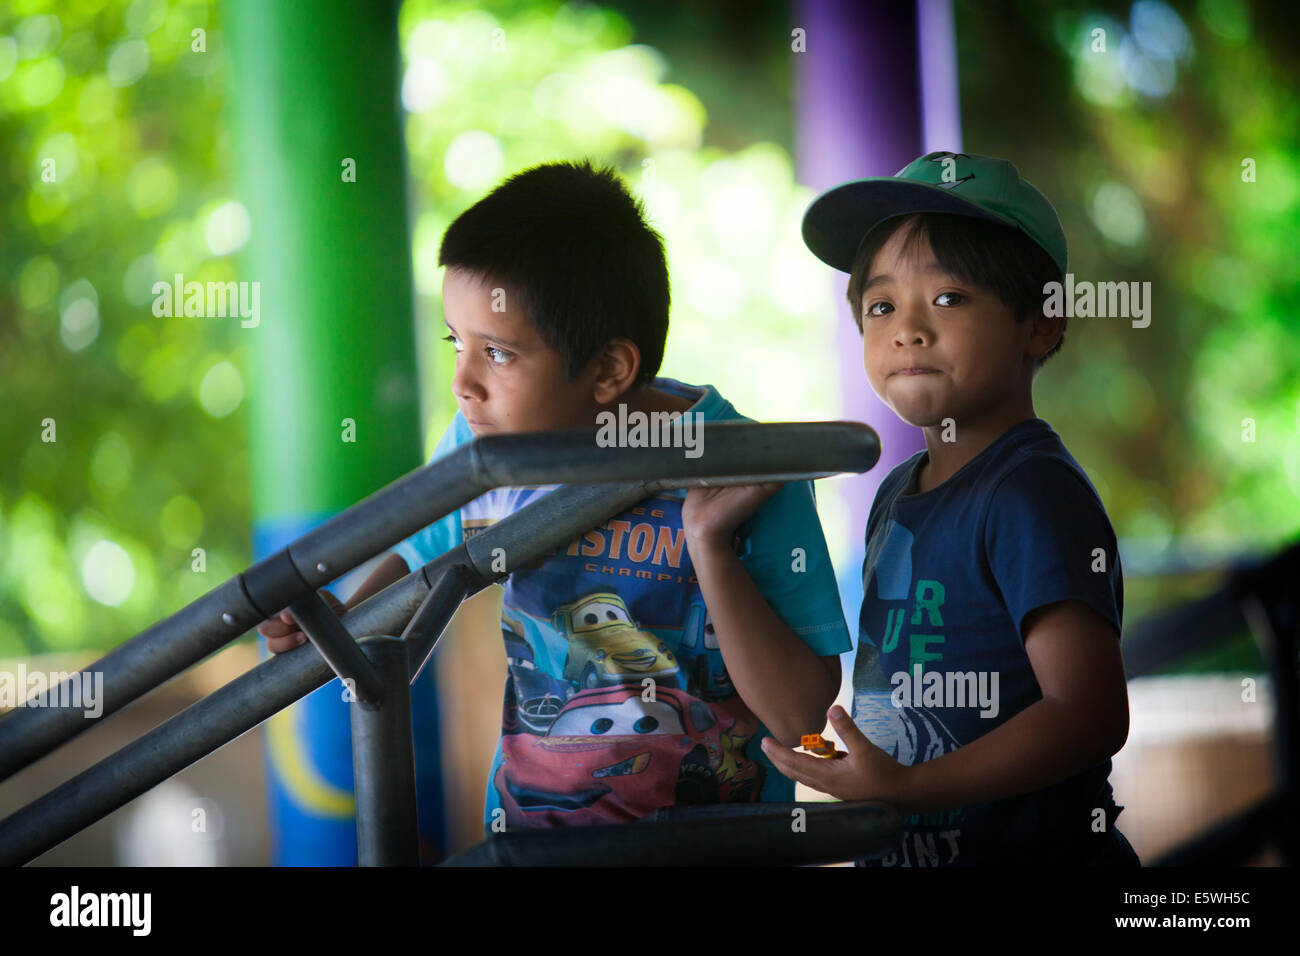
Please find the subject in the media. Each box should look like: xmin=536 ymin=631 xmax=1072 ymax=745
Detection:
xmin=856 ymin=224 xmax=1036 ymax=429
xmin=442 ymin=268 xmax=600 ymax=436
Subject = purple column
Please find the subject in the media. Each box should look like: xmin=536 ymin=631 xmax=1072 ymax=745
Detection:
xmin=794 ymin=0 xmax=962 ymax=626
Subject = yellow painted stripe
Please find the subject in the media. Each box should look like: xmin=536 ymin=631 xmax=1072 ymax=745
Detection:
xmin=266 ymin=704 xmax=355 ymax=818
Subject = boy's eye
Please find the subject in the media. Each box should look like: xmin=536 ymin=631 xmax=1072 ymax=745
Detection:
xmin=865 ymin=301 xmax=893 ymax=318
xmin=935 ymin=292 xmax=965 ymax=306
xmin=443 ymin=334 xmax=510 ymax=365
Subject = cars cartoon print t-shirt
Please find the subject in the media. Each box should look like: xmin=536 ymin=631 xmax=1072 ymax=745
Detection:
xmin=392 ymin=378 xmax=853 ymax=831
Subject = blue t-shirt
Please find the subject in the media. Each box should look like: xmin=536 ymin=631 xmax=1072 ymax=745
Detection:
xmin=393 ymin=377 xmax=852 ymax=832
xmin=851 ymin=418 xmax=1125 ymax=866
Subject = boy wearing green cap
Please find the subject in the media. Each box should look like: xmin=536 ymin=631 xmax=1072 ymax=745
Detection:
xmin=762 ymin=151 xmax=1139 ymax=866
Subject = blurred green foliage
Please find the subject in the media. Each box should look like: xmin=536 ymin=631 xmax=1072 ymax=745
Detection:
xmin=1 ymin=0 xmax=234 ymax=656
xmin=0 ymin=0 xmax=1295 ymax=666
xmin=956 ymin=0 xmax=1300 ymax=571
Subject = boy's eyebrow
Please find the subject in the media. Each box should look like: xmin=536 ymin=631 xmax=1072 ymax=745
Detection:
xmin=443 ymin=319 xmax=526 ymax=350
xmin=862 ymin=264 xmax=956 ymax=294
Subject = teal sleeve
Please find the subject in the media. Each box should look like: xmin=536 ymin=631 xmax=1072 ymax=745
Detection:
xmin=735 ymin=480 xmax=852 ymax=656
xmin=390 ymin=415 xmax=469 ymax=571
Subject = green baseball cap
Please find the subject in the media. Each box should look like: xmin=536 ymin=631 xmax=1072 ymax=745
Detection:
xmin=801 ymin=151 xmax=1068 ymax=277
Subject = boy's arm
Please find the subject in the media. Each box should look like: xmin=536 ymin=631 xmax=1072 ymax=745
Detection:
xmin=762 ymin=599 xmax=1129 ymax=812
xmin=895 ymin=599 xmax=1126 ymax=810
xmin=684 ymin=483 xmax=843 ymax=747
xmin=343 ymin=551 xmax=412 ymax=610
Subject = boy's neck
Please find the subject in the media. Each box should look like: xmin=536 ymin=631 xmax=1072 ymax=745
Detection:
xmin=609 ymin=381 xmax=698 ymax=417
xmin=915 ymin=398 xmax=1038 ymax=494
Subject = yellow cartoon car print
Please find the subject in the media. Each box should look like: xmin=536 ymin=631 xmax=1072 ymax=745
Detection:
xmin=552 ymin=592 xmax=680 ymax=689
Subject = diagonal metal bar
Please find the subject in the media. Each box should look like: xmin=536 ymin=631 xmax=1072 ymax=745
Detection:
xmin=290 ymin=591 xmax=385 ymax=706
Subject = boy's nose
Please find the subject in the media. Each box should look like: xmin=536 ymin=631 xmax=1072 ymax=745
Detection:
xmin=451 ymin=357 xmax=487 ymax=401
xmin=891 ymin=308 xmax=933 ymax=347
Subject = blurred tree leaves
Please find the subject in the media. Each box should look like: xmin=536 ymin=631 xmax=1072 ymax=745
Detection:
xmin=956 ymin=0 xmax=1300 ymax=570
xmin=1 ymin=0 xmax=237 ymax=656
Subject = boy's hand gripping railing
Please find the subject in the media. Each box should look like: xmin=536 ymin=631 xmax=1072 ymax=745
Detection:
xmin=0 ymin=421 xmax=884 ymax=866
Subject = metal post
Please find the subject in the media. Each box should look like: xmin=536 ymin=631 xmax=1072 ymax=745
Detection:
xmin=351 ymin=637 xmax=419 ymax=866
xmin=226 ymin=0 xmax=424 ymax=865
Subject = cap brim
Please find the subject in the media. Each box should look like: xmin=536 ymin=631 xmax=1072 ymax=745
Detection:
xmin=801 ymin=178 xmax=1012 ymax=273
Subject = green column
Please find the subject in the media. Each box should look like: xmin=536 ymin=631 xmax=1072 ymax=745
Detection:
xmin=225 ymin=0 xmax=441 ymax=865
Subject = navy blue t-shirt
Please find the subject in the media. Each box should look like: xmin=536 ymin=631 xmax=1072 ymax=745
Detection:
xmin=852 ymin=418 xmax=1126 ymax=866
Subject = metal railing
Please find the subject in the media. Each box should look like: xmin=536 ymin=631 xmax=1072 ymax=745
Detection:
xmin=0 ymin=421 xmax=904 ymax=866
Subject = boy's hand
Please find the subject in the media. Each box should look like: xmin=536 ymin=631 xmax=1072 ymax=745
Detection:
xmin=682 ymin=482 xmax=783 ymax=548
xmin=761 ymin=705 xmax=911 ymax=805
xmin=256 ymin=590 xmax=347 ymax=655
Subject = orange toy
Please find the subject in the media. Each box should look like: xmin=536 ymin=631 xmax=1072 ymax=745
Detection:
xmin=799 ymin=733 xmax=847 ymax=759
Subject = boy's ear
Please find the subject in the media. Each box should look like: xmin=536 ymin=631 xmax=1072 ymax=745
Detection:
xmin=591 ymin=337 xmax=642 ymax=403
xmin=1028 ymin=309 xmax=1066 ymax=362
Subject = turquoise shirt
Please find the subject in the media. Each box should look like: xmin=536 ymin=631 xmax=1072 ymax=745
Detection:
xmin=393 ymin=377 xmax=852 ymax=831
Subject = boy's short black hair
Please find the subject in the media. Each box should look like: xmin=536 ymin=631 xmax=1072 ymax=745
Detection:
xmin=439 ymin=159 xmax=670 ymax=386
xmin=845 ymin=212 xmax=1066 ymax=368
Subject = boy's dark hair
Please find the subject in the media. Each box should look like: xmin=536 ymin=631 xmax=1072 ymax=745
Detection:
xmin=439 ymin=159 xmax=670 ymax=386
xmin=846 ymin=212 xmax=1066 ymax=368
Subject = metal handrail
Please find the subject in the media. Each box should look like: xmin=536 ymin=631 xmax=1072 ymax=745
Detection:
xmin=441 ymin=802 xmax=902 ymax=867
xmin=0 ymin=421 xmax=891 ymax=866
xmin=0 ymin=420 xmax=876 ymax=782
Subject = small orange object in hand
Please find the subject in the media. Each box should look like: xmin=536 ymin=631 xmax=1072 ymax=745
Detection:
xmin=799 ymin=733 xmax=847 ymax=759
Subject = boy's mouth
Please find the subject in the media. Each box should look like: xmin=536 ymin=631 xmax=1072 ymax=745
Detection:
xmin=891 ymin=367 xmax=940 ymax=376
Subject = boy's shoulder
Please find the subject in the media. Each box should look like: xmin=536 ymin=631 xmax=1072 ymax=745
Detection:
xmin=960 ymin=417 xmax=1076 ymax=486
xmin=871 ymin=418 xmax=1114 ymax=538
xmin=978 ymin=419 xmax=1111 ymax=522
xmin=929 ymin=418 xmax=1103 ymax=504
xmin=653 ymin=377 xmax=734 ymax=422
